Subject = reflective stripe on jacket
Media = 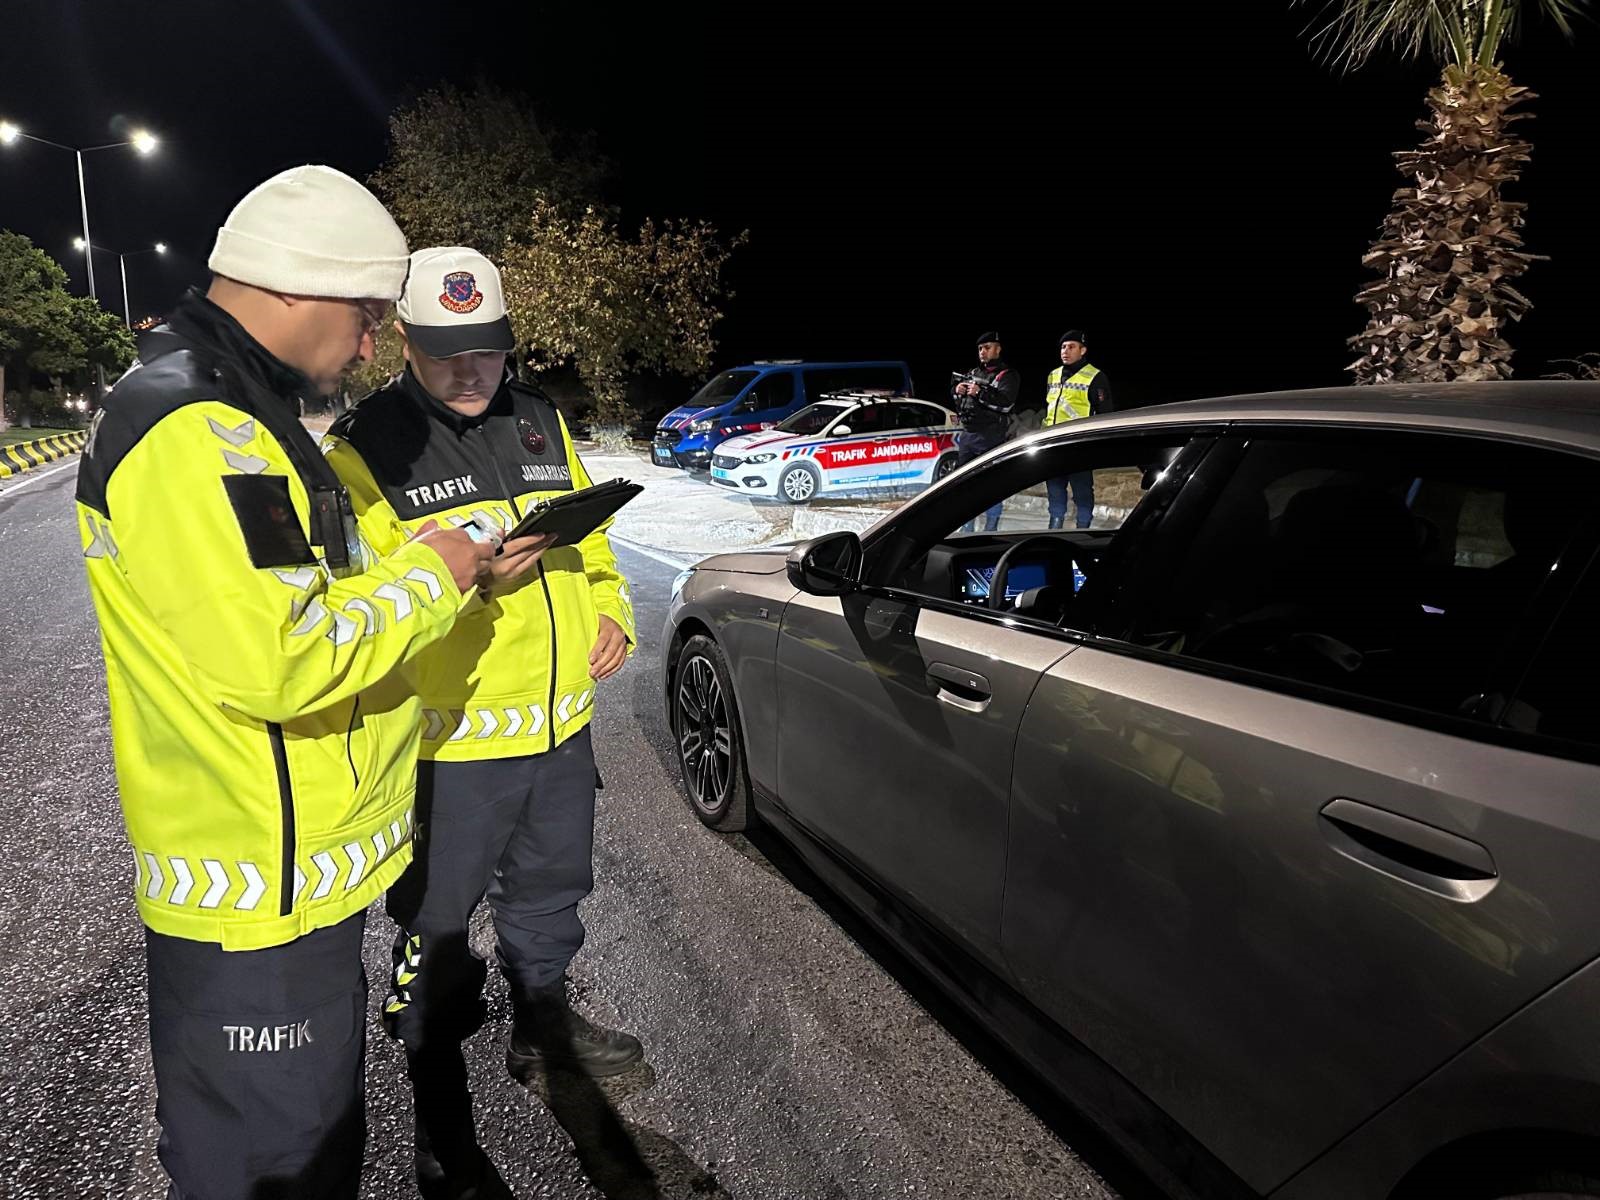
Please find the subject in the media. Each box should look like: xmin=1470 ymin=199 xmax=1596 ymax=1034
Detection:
xmin=77 ymin=298 xmax=467 ymax=949
xmin=1043 ymin=363 xmax=1101 ymax=426
xmin=323 ymin=372 xmax=635 ymax=763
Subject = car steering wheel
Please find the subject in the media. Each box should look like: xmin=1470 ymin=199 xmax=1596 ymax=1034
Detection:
xmin=988 ymin=535 xmax=1080 ymax=612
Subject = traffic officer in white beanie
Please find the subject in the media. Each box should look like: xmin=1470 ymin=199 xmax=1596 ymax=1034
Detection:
xmin=75 ymin=167 xmax=496 ymax=1199
xmin=325 ymin=246 xmax=640 ymax=1199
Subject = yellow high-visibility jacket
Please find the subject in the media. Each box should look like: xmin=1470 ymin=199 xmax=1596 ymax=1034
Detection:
xmin=323 ymin=370 xmax=635 ymax=762
xmin=1043 ymin=364 xmax=1102 ymax=426
xmin=76 ymin=299 xmax=469 ymax=950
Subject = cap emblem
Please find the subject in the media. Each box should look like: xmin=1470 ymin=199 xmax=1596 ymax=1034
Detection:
xmin=439 ymin=271 xmax=484 ymax=314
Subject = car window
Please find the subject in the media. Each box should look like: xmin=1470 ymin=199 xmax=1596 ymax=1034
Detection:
xmin=739 ymin=372 xmax=794 ymax=412
xmin=777 ymin=400 xmax=849 ymax=435
xmin=1120 ymin=430 xmax=1600 ymax=722
xmin=942 ymin=445 xmax=1168 ymax=537
xmin=889 ymin=402 xmax=945 ymax=430
xmin=688 ymin=369 xmax=758 ymax=408
xmin=834 ymin=404 xmax=888 ymax=435
xmin=1502 ymin=550 xmax=1600 ymax=749
xmin=864 ymin=432 xmax=1202 ymax=630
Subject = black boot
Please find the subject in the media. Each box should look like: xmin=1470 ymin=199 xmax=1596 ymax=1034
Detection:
xmin=507 ymin=982 xmax=643 ymax=1079
xmin=410 ymin=1046 xmax=514 ymax=1200
xmin=416 ymin=1137 xmax=514 ymax=1200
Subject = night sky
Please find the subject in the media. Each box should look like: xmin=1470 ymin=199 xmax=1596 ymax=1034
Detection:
xmin=3 ymin=1 xmax=1595 ymax=412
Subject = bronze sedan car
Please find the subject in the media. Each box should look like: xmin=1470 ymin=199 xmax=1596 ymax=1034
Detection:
xmin=662 ymin=383 xmax=1600 ymax=1200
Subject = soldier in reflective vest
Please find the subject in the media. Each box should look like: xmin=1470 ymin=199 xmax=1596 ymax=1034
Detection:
xmin=1042 ymin=330 xmax=1114 ymax=528
xmin=324 ymin=247 xmax=640 ymax=1199
xmin=75 ymin=168 xmax=494 ymax=1200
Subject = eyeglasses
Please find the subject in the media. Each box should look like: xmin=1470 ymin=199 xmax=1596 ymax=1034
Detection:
xmin=350 ymin=300 xmax=391 ymax=338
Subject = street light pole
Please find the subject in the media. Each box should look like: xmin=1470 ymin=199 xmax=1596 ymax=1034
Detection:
xmin=79 ymin=240 xmax=167 ymax=330
xmin=1 ymin=122 xmax=160 ymax=405
xmin=0 ymin=123 xmax=158 ymax=308
xmin=75 ymin=148 xmax=97 ymax=301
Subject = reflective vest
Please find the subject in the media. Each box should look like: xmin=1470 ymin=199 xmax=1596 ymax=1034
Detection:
xmin=1043 ymin=363 xmax=1100 ymax=427
xmin=323 ymin=373 xmax=635 ymax=763
xmin=77 ymin=320 xmax=467 ymax=951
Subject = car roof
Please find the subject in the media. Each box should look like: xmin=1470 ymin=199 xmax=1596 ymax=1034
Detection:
xmin=1046 ymin=382 xmax=1600 ymax=457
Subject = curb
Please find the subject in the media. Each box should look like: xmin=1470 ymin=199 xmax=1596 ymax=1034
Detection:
xmin=0 ymin=431 xmax=88 ymax=478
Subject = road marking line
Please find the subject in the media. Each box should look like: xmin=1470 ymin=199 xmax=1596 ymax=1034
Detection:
xmin=0 ymin=455 xmax=79 ymax=496
xmin=610 ymin=535 xmax=697 ymax=568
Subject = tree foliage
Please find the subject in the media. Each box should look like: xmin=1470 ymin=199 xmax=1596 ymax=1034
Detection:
xmin=364 ymin=85 xmax=745 ymax=429
xmin=1300 ymin=1 xmax=1589 ymax=383
xmin=0 ymin=231 xmax=134 ymax=424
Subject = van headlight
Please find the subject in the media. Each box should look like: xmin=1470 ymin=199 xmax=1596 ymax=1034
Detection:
xmin=745 ymin=452 xmax=777 ymax=464
xmin=671 ymin=568 xmax=696 ymax=599
xmin=689 ymin=419 xmax=715 ymax=433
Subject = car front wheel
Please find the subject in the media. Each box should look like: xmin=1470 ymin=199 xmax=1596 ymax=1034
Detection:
xmin=779 ymin=463 xmax=819 ymax=504
xmin=672 ymin=633 xmax=751 ymax=830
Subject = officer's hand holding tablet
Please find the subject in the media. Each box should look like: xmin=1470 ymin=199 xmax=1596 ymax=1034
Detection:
xmin=466 ymin=478 xmax=641 ymax=591
xmin=410 ymin=520 xmax=499 ymax=592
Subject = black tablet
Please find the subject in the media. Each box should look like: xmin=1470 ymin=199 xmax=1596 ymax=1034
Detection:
xmin=496 ymin=479 xmax=643 ymax=548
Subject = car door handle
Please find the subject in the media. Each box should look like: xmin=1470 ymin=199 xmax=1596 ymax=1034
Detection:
xmin=927 ymin=662 xmax=991 ymax=711
xmin=1318 ymin=798 xmax=1498 ymax=902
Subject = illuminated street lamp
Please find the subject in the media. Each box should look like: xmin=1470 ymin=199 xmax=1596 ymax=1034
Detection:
xmin=0 ymin=120 xmax=160 ymax=304
xmin=76 ymin=238 xmax=169 ymax=328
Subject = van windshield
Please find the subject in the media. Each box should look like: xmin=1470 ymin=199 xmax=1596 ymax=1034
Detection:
xmin=687 ymin=370 xmax=759 ymax=410
xmin=777 ymin=401 xmax=851 ymax=436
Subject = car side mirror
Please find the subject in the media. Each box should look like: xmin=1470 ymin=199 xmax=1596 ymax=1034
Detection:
xmin=786 ymin=531 xmax=862 ymax=597
xmin=830 ymin=425 xmax=852 ymax=437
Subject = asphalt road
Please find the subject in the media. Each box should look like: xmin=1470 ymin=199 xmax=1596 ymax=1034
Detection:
xmin=0 ymin=457 xmax=1127 ymax=1200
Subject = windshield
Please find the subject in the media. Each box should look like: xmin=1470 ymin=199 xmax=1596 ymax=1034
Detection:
xmin=686 ymin=369 xmax=759 ymax=410
xmin=776 ymin=400 xmax=852 ymax=436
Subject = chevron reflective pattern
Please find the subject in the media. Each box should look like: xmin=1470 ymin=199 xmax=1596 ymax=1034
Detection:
xmin=420 ymin=704 xmax=549 ymax=742
xmin=0 ymin=430 xmax=89 ymax=478
xmin=206 ymin=416 xmax=257 ymax=447
xmin=82 ymin=512 xmax=120 ymax=560
xmin=130 ymin=808 xmax=411 ymax=915
xmin=275 ymin=562 xmax=442 ymax=646
xmin=221 ymin=449 xmax=271 ymax=474
xmin=302 ymin=806 xmax=412 ymax=903
xmin=132 ymin=848 xmax=269 ymax=912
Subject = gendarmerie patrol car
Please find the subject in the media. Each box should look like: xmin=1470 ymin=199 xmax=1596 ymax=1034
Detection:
xmin=708 ymin=393 xmax=959 ymax=503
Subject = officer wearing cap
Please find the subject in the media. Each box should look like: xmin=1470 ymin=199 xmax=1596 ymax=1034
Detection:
xmin=952 ymin=330 xmax=1020 ymax=531
xmin=1042 ymin=330 xmax=1114 ymax=529
xmin=323 ymin=247 xmax=639 ymax=1199
xmin=75 ymin=168 xmax=495 ymax=1198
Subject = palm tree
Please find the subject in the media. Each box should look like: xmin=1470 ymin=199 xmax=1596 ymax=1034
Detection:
xmin=1303 ymin=1 xmax=1589 ymax=384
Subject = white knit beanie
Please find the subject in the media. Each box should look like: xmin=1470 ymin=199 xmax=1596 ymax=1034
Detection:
xmin=207 ymin=165 xmax=410 ymax=301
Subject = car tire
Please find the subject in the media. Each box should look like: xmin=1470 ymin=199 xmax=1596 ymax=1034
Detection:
xmin=779 ymin=462 xmax=819 ymax=504
xmin=934 ymin=453 xmax=958 ymax=481
xmin=671 ymin=634 xmax=751 ymax=831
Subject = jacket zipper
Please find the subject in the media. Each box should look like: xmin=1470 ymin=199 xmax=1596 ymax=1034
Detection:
xmin=267 ymin=722 xmax=296 ymax=916
xmin=470 ymin=423 xmax=563 ymax=751
xmin=344 ymin=696 xmax=361 ymax=790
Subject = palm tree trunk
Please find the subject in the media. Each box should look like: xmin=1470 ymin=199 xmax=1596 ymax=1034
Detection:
xmin=1348 ymin=62 xmax=1543 ymax=385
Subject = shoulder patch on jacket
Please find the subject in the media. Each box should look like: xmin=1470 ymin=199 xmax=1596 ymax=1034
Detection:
xmin=222 ymin=475 xmax=316 ymax=568
xmin=76 ymin=349 xmax=222 ymax=518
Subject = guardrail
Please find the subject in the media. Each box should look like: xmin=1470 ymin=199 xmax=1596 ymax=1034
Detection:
xmin=0 ymin=431 xmax=88 ymax=478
